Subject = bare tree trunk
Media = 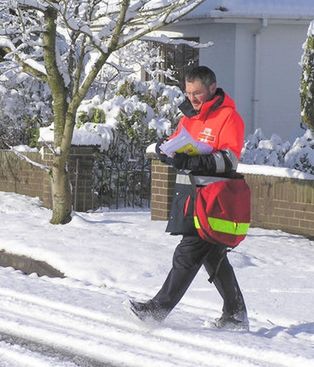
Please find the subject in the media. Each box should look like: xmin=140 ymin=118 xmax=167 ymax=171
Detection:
xmin=50 ymin=156 xmax=72 ymax=224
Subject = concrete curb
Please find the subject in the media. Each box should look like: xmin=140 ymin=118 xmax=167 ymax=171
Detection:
xmin=0 ymin=250 xmax=65 ymax=278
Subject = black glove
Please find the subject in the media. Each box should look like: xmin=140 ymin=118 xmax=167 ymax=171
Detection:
xmin=173 ymin=153 xmax=217 ymax=174
xmin=155 ymin=139 xmax=174 ymax=166
xmin=172 ymin=153 xmax=191 ymax=170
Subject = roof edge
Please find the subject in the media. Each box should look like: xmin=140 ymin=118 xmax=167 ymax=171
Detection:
xmin=180 ymin=11 xmax=313 ymax=25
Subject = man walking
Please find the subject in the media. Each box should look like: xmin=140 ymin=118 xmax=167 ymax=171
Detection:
xmin=130 ymin=66 xmax=249 ymax=330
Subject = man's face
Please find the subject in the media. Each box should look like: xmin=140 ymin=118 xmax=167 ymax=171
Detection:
xmin=185 ymin=79 xmax=216 ymax=112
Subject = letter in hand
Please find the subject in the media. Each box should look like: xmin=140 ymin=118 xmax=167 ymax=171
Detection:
xmin=156 ymin=139 xmax=174 ymax=166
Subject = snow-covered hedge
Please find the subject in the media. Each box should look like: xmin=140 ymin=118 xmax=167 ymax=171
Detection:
xmin=0 ymin=70 xmax=52 ymax=148
xmin=74 ymin=78 xmax=184 ymax=207
xmin=241 ymin=128 xmax=314 ymax=175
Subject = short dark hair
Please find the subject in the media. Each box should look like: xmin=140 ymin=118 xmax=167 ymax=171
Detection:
xmin=185 ymin=66 xmax=216 ymax=87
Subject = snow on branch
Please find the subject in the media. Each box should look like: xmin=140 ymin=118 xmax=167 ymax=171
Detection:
xmin=143 ymin=34 xmax=213 ymax=48
xmin=119 ymin=0 xmax=206 ymax=46
xmin=0 ymin=36 xmax=15 ymax=51
xmin=0 ymin=36 xmax=47 ymax=80
xmin=13 ymin=0 xmax=48 ymax=12
xmin=20 ymin=56 xmax=47 ymax=75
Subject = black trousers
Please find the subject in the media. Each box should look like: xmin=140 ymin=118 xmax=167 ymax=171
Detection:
xmin=152 ymin=235 xmax=247 ymax=317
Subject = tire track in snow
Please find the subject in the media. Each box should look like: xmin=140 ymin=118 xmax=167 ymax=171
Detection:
xmin=0 ymin=287 xmax=312 ymax=367
xmin=0 ymin=306 xmax=256 ymax=367
xmin=0 ymin=337 xmax=89 ymax=367
xmin=0 ymin=314 xmax=179 ymax=367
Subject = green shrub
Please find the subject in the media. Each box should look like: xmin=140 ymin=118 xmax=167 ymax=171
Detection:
xmin=300 ymin=22 xmax=314 ymax=131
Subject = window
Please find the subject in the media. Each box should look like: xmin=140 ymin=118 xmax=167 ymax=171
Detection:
xmin=147 ymin=38 xmax=199 ymax=87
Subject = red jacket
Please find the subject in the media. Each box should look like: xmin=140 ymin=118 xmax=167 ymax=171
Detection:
xmin=165 ymin=89 xmax=245 ymax=235
xmin=170 ymin=92 xmax=244 ymax=159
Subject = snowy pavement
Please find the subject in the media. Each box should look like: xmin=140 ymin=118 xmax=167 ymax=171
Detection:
xmin=0 ymin=191 xmax=313 ymax=366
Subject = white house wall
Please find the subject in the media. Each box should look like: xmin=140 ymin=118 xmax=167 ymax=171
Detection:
xmin=232 ymin=22 xmax=307 ymax=141
xmin=252 ymin=23 xmax=306 ymax=141
xmin=234 ymin=23 xmax=255 ymax=137
xmin=164 ymin=20 xmax=309 ymax=141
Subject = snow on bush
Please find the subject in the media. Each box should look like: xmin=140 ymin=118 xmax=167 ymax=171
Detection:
xmin=73 ymin=78 xmax=184 ymax=151
xmin=241 ymin=128 xmax=314 ymax=175
xmin=284 ymin=129 xmax=314 ymax=174
xmin=78 ymin=78 xmax=184 ymax=208
xmin=241 ymin=128 xmax=290 ymax=166
xmin=0 ymin=70 xmax=52 ymax=148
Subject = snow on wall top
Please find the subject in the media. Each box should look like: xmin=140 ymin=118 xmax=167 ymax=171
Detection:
xmin=185 ymin=0 xmax=314 ymax=20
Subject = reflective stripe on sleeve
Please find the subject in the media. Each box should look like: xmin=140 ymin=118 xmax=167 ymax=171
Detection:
xmin=176 ymin=174 xmax=229 ymax=186
xmin=223 ymin=149 xmax=239 ymax=171
xmin=212 ymin=151 xmax=225 ymax=173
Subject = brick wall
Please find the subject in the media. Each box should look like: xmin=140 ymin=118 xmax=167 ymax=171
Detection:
xmin=150 ymin=158 xmax=314 ymax=239
xmin=2 ymin=149 xmax=313 ymax=238
xmin=247 ymin=174 xmax=314 ymax=238
xmin=0 ymin=151 xmax=45 ymax=199
xmin=0 ymin=146 xmax=97 ymax=212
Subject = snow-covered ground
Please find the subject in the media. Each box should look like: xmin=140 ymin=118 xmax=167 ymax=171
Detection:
xmin=0 ymin=191 xmax=314 ymax=367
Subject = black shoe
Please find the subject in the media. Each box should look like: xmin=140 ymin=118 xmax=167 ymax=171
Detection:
xmin=129 ymin=299 xmax=167 ymax=322
xmin=211 ymin=311 xmax=249 ymax=331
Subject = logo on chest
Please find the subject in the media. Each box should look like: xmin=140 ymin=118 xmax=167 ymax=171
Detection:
xmin=198 ymin=128 xmax=215 ymax=143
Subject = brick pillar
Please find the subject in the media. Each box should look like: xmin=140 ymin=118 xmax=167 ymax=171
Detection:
xmin=149 ymin=153 xmax=176 ymax=221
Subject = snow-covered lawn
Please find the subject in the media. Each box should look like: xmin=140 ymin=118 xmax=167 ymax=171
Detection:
xmin=0 ymin=191 xmax=313 ymax=366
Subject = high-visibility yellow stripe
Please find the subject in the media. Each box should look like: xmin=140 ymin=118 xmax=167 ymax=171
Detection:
xmin=194 ymin=216 xmax=201 ymax=229
xmin=208 ymin=217 xmax=250 ymax=235
xmin=194 ymin=215 xmax=249 ymax=235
